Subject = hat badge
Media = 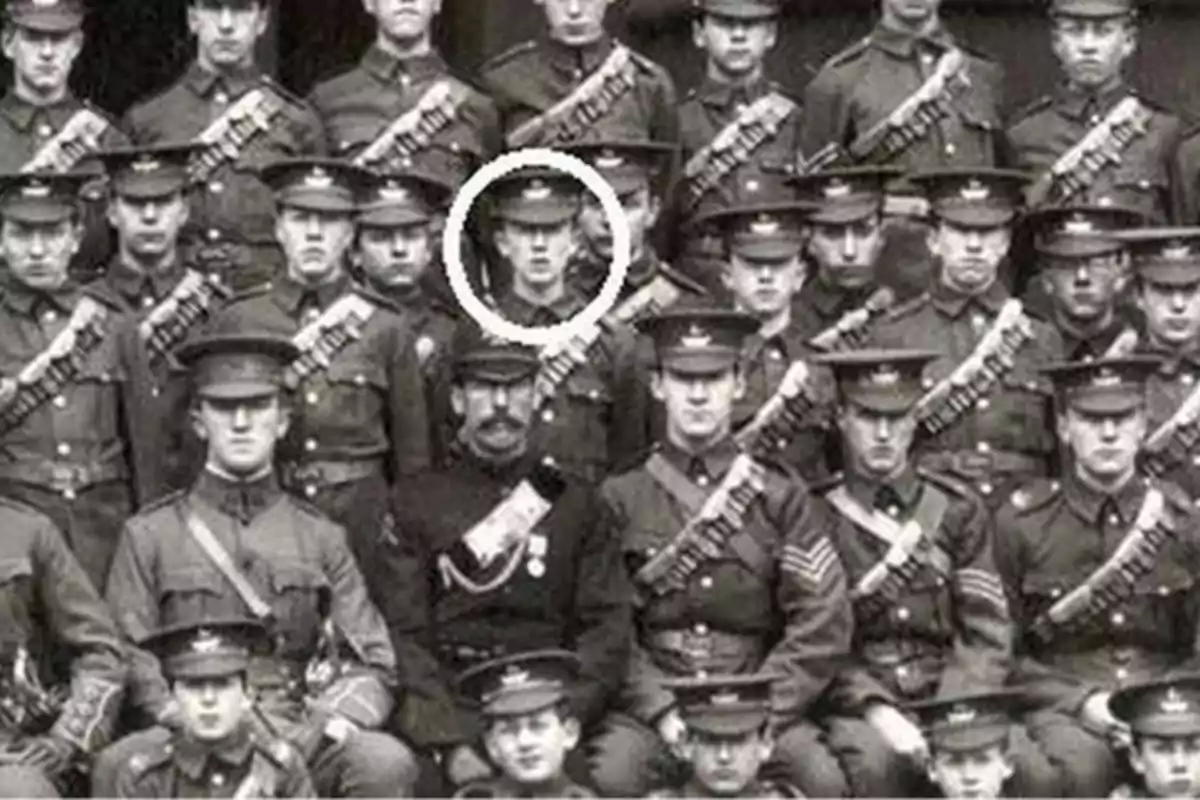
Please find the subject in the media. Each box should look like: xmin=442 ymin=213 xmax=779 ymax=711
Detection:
xmin=190 ymin=630 xmax=224 ymax=654
xmin=1062 ymin=216 xmax=1097 ymax=235
xmin=378 ymin=181 xmax=412 ymax=204
xmin=1162 ymin=688 xmax=1190 ymax=715
xmin=960 ymin=179 xmax=991 ymax=202
xmin=1092 ymin=367 xmax=1122 ymax=388
xmin=869 ymin=364 xmax=901 ymax=387
xmin=21 ymin=181 xmax=51 ymax=199
xmin=522 ymin=179 xmax=552 ymax=202
xmin=304 ymin=166 xmax=334 ymax=189
xmin=823 ymin=179 xmax=852 ymax=200
xmin=680 ymin=323 xmax=713 ymax=350
xmin=748 ymin=213 xmax=782 ymax=236
xmin=594 ymin=150 xmax=625 ymax=170
xmin=32 ymin=0 xmax=60 ymax=7
xmin=132 ymin=157 xmax=162 ymax=174
xmin=946 ymin=703 xmax=978 ymax=726
xmin=710 ymin=689 xmax=742 ymax=707
xmin=499 ymin=667 xmax=532 ymax=690
xmin=1163 ymin=242 xmax=1193 ymax=261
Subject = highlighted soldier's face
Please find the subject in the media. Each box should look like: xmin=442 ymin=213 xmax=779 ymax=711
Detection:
xmin=653 ymin=367 xmax=745 ymax=446
xmin=188 ymin=1 xmax=268 ymax=71
xmin=722 ymin=252 xmax=806 ymax=320
xmin=1 ymin=218 xmax=81 ymax=292
xmin=1137 ymin=280 xmax=1200 ymax=350
xmin=363 ymin=0 xmax=441 ymax=43
xmin=496 ymin=220 xmax=578 ymax=293
xmin=1040 ymin=253 xmax=1127 ymax=324
xmin=192 ymin=395 xmax=290 ymax=476
xmin=681 ymin=728 xmax=772 ymax=798
xmin=926 ymin=744 xmax=1014 ymax=800
xmin=579 ymin=186 xmax=659 ymax=262
xmin=1051 ymin=17 xmax=1136 ymax=90
xmin=881 ymin=0 xmax=943 ymax=27
xmin=838 ymin=403 xmax=916 ymax=479
xmin=108 ymin=193 xmax=191 ymax=260
xmin=1059 ymin=405 xmax=1146 ymax=482
xmin=806 ymin=217 xmax=885 ymax=290
xmin=929 ymin=221 xmax=1011 ymax=296
xmin=452 ymin=377 xmax=536 ymax=461
xmin=1131 ymin=734 xmax=1200 ymax=799
xmin=483 ymin=708 xmax=581 ymax=787
xmin=2 ymin=27 xmax=82 ymax=95
xmin=693 ymin=14 xmax=777 ymax=78
xmin=275 ymin=207 xmax=356 ymax=284
xmin=173 ymin=674 xmax=250 ymax=743
xmin=358 ymin=222 xmax=435 ymax=288
xmin=533 ymin=0 xmax=612 ymax=47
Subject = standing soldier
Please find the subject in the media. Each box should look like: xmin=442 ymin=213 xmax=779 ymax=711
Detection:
xmin=0 ymin=498 xmax=125 ymax=798
xmin=789 ymin=166 xmax=901 ymax=348
xmin=1108 ymin=676 xmax=1200 ymax=799
xmin=1008 ymin=0 xmax=1181 ymax=224
xmin=993 ymin=356 xmax=1200 ymax=797
xmin=0 ymin=171 xmax=160 ymax=592
xmin=484 ymin=168 xmax=647 ymax=484
xmin=811 ymin=349 xmax=1057 ymax=797
xmin=593 ymin=307 xmax=853 ymax=797
xmin=869 ymin=168 xmax=1065 ymax=508
xmin=113 ymin=618 xmax=315 ymax=798
xmin=123 ymin=0 xmax=324 ymax=289
xmin=674 ymin=0 xmax=803 ymax=291
xmin=479 ymin=0 xmax=678 ymax=150
xmin=1023 ymin=205 xmax=1145 ymax=360
xmin=0 ymin=0 xmax=128 ymax=280
xmin=378 ymin=326 xmax=631 ymax=790
xmin=211 ymin=158 xmax=431 ymax=571
xmin=96 ymin=331 xmax=420 ymax=797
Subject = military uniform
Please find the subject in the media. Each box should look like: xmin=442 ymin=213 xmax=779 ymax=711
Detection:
xmin=993 ymin=356 xmax=1200 ymax=797
xmin=123 ymin=57 xmax=324 ymax=288
xmin=869 ymin=169 xmax=1065 ymax=506
xmin=113 ymin=618 xmax=314 ymax=798
xmin=593 ymin=308 xmax=853 ymax=797
xmin=96 ymin=331 xmax=417 ymax=798
xmin=1170 ymin=126 xmax=1200 ymax=224
xmin=0 ymin=497 xmax=125 ymax=798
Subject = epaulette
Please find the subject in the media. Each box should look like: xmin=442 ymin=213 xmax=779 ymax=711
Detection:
xmin=915 ymin=465 xmax=977 ymax=500
xmin=352 ymin=281 xmax=401 ymax=314
xmin=0 ymin=492 xmax=57 ymax=521
xmin=223 ymin=280 xmax=275 ymax=306
xmin=80 ymin=282 xmax=125 ymax=311
xmin=259 ymin=74 xmax=308 ymax=108
xmin=1008 ymin=94 xmax=1053 ymax=124
xmin=127 ymin=740 xmax=173 ymax=778
xmin=821 ymin=36 xmax=871 ymax=70
xmin=879 ymin=291 xmax=929 ymax=323
xmin=133 ymin=488 xmax=189 ymax=516
xmin=81 ymin=99 xmax=121 ymax=126
xmin=659 ymin=261 xmax=708 ymax=296
xmin=810 ymin=471 xmax=845 ymax=494
xmin=626 ymin=46 xmax=664 ymax=75
xmin=1006 ymin=478 xmax=1061 ymax=515
xmin=291 ymin=495 xmax=336 ymax=521
xmin=1151 ymin=476 xmax=1193 ymax=515
xmin=608 ymin=442 xmax=659 ymax=477
xmin=478 ymin=40 xmax=537 ymax=74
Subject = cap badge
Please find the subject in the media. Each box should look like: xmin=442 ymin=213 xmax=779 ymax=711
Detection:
xmin=1163 ymin=242 xmax=1193 ymax=261
xmin=499 ymin=667 xmax=532 ymax=690
xmin=131 ymin=157 xmax=162 ymax=174
xmin=946 ymin=703 xmax=978 ymax=725
xmin=869 ymin=364 xmax=901 ymax=387
xmin=32 ymin=0 xmax=60 ymax=7
xmin=680 ymin=324 xmax=713 ymax=350
xmin=377 ymin=183 xmax=412 ymax=204
xmin=710 ymin=690 xmax=742 ymax=707
xmin=960 ymin=179 xmax=990 ymax=202
xmin=304 ymin=166 xmax=334 ymax=189
xmin=1162 ymin=688 xmax=1190 ymax=715
xmin=522 ymin=179 xmax=553 ymax=202
xmin=823 ymin=179 xmax=852 ymax=200
xmin=1062 ymin=217 xmax=1097 ymax=235
xmin=1092 ymin=368 xmax=1122 ymax=388
xmin=594 ymin=150 xmax=625 ymax=170
xmin=20 ymin=181 xmax=51 ymax=199
xmin=748 ymin=213 xmax=782 ymax=236
xmin=191 ymin=630 xmax=224 ymax=654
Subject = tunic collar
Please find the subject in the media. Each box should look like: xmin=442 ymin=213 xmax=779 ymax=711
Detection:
xmin=930 ymin=278 xmax=1009 ymax=319
xmin=0 ymin=92 xmax=82 ymax=132
xmin=171 ymin=724 xmax=255 ymax=781
xmin=542 ymin=33 xmax=617 ymax=77
xmin=1063 ymin=472 xmax=1149 ymax=526
xmin=185 ymin=61 xmax=262 ymax=101
xmin=659 ymin=437 xmax=741 ymax=483
xmin=495 ymin=288 xmax=586 ymax=326
xmin=360 ymin=45 xmax=449 ymax=85
xmin=274 ymin=273 xmax=352 ymax=317
xmin=869 ymin=20 xmax=957 ymax=59
xmin=697 ymin=74 xmax=771 ymax=110
xmin=105 ymin=256 xmax=184 ymax=308
xmin=1 ymin=278 xmax=78 ymax=317
xmin=192 ymin=468 xmax=283 ymax=525
xmin=844 ymin=466 xmax=923 ymax=511
xmin=1054 ymin=79 xmax=1131 ymax=122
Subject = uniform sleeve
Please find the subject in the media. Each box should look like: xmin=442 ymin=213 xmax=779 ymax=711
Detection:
xmin=938 ymin=489 xmax=1013 ymax=695
xmin=388 ymin=323 xmax=433 ymax=477
xmin=798 ymin=65 xmax=851 ymax=162
xmin=606 ymin=324 xmax=650 ymax=470
xmin=104 ymin=520 xmax=172 ymax=722
xmin=567 ymin=492 xmax=633 ymax=729
xmin=761 ymin=480 xmax=853 ymax=719
xmin=625 ymin=640 xmax=680 ymax=725
xmin=35 ymin=519 xmax=127 ymax=753
xmin=317 ymin=523 xmax=398 ymax=729
xmin=1171 ymin=130 xmax=1200 ymax=224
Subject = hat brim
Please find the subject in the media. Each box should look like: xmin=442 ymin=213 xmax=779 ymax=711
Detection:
xmin=1130 ymin=718 xmax=1200 ymax=738
xmin=358 ymin=207 xmax=435 ymax=227
xmin=1 ymin=202 xmax=76 ymax=224
xmin=808 ymin=198 xmax=881 ymax=226
xmin=483 ymin=688 xmax=565 ymax=718
xmin=930 ymin=725 xmax=1012 ymax=753
xmin=1037 ymin=238 xmax=1125 ymax=259
xmin=196 ymin=381 xmax=281 ymax=401
xmin=114 ymin=176 xmax=189 ymax=201
xmin=935 ymin=207 xmax=1016 ymax=228
xmin=165 ymin=653 xmax=249 ymax=680
xmin=8 ymin=10 xmax=83 ymax=32
xmin=277 ymin=189 xmax=356 ymax=214
xmin=845 ymin=391 xmax=921 ymax=415
xmin=1062 ymin=391 xmax=1144 ymax=415
xmin=683 ymin=713 xmax=769 ymax=737
xmin=659 ymin=351 xmax=741 ymax=376
xmin=1138 ymin=265 xmax=1200 ymax=286
xmin=456 ymin=361 xmax=540 ymax=384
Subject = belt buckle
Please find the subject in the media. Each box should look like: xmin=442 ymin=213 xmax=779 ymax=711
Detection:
xmin=954 ymin=451 xmax=993 ymax=476
xmin=48 ymin=464 xmax=80 ymax=493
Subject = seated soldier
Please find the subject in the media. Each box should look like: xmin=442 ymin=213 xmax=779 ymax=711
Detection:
xmin=453 ymin=650 xmax=594 ymax=798
xmin=910 ymin=688 xmax=1037 ymax=799
xmin=649 ymin=673 xmax=801 ymax=798
xmin=113 ymin=617 xmax=314 ymax=798
xmin=1109 ymin=674 xmax=1200 ymax=799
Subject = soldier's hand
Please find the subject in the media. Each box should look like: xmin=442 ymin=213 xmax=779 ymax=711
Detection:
xmin=865 ymin=703 xmax=929 ymax=765
xmin=445 ymin=744 xmax=493 ymax=787
xmin=155 ymin=698 xmax=185 ymax=731
xmin=15 ymin=735 xmax=78 ymax=777
xmin=657 ymin=708 xmax=688 ymax=757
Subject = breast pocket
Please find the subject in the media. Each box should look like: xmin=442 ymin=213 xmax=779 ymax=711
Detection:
xmin=1129 ymin=569 xmax=1195 ymax=647
xmin=1108 ymin=168 xmax=1169 ymax=221
xmin=1019 ymin=574 xmax=1066 ymax=631
xmin=69 ymin=356 xmax=125 ymax=442
xmin=319 ymin=361 xmax=387 ymax=436
xmin=158 ymin=567 xmax=224 ymax=626
xmin=995 ymin=371 xmax=1052 ymax=446
xmin=891 ymin=569 xmax=954 ymax=636
xmin=543 ymin=372 xmax=613 ymax=469
xmin=270 ymin=563 xmax=328 ymax=649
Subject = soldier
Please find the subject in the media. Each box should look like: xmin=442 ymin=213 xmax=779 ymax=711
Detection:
xmin=1023 ymin=204 xmax=1145 ymax=359
xmin=0 ymin=497 xmax=124 ymax=798
xmin=1007 ymin=0 xmax=1181 ymax=224
xmin=92 ymin=143 xmax=238 ymax=493
xmin=1116 ymin=228 xmax=1200 ymax=496
xmin=452 ymin=651 xmax=596 ymax=798
xmin=674 ymin=0 xmax=803 ymax=291
xmin=869 ymin=168 xmax=1065 ymax=508
xmin=593 ymin=307 xmax=853 ymax=797
xmin=95 ymin=331 xmax=419 ymax=797
xmin=648 ymin=674 xmax=802 ymax=799
xmin=1109 ymin=675 xmax=1200 ymax=799
xmin=993 ymin=356 xmax=1200 ymax=797
xmin=811 ymin=349 xmax=1058 ymax=796
xmin=483 ymin=168 xmax=647 ymax=483
xmin=0 ymin=0 xmax=128 ymax=279
xmin=210 ymin=158 xmax=431 ymax=571
xmin=0 ymin=171 xmax=160 ymax=592
xmin=910 ymin=689 xmax=1034 ymax=799
xmin=789 ymin=166 xmax=901 ymax=348
xmin=478 ymin=0 xmax=678 ymax=150
xmin=113 ymin=617 xmax=314 ymax=798
xmin=377 ymin=325 xmax=631 ymax=789
xmin=123 ymin=0 xmax=325 ymax=289
xmin=566 ymin=138 xmax=705 ymax=308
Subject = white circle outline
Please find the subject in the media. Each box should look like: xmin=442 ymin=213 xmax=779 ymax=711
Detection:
xmin=442 ymin=147 xmax=631 ymax=347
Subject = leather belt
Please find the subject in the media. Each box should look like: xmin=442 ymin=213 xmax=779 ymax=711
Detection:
xmin=279 ymin=458 xmax=384 ymax=489
xmin=860 ymin=638 xmax=945 ymax=667
xmin=647 ymin=627 xmax=762 ymax=661
xmin=918 ymin=449 xmax=1047 ymax=479
xmin=0 ymin=458 xmax=127 ymax=493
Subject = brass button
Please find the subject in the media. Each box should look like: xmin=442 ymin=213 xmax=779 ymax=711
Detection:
xmin=896 ymin=607 xmax=911 ymax=622
xmin=699 ymin=576 xmax=713 ymax=589
xmin=56 ymin=442 xmax=71 ymax=457
xmin=694 ymin=622 xmax=709 ymax=635
xmin=304 ymin=484 xmax=317 ymax=499
xmin=52 ymin=395 xmax=67 ymax=409
xmin=541 ymin=409 xmax=555 ymax=423
xmin=304 ymin=438 xmax=318 ymax=452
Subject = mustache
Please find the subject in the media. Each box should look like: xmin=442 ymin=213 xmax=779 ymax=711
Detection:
xmin=481 ymin=413 xmax=525 ymax=432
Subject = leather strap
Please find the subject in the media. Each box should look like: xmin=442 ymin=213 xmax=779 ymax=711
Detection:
xmin=181 ymin=506 xmax=274 ymax=622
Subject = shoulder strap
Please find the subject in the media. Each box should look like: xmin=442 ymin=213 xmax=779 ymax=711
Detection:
xmin=189 ymin=86 xmax=292 ymax=184
xmin=139 ymin=269 xmax=232 ymax=363
xmin=284 ymin=292 xmax=380 ymax=388
xmin=533 ymin=322 xmax=607 ymax=409
xmin=181 ymin=505 xmax=274 ymax=622
xmin=353 ymin=79 xmax=472 ymax=171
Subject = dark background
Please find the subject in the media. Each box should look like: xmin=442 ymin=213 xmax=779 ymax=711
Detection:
xmin=19 ymin=0 xmax=1200 ymax=126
